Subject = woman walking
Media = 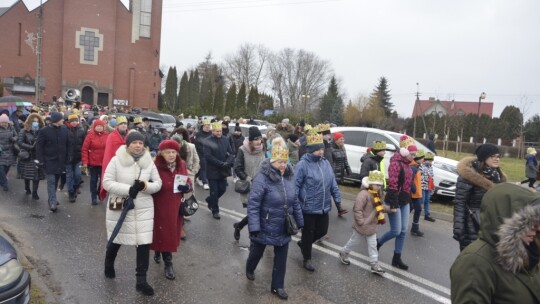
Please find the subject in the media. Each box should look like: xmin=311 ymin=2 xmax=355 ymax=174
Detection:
xmin=0 ymin=114 xmax=18 ymax=191
xmin=246 ymin=142 xmax=303 ymax=300
xmin=151 ymin=140 xmax=192 ymax=280
xmin=81 ymin=119 xmax=109 ymax=205
xmin=18 ymin=113 xmax=45 ymax=199
xmin=102 ymin=131 xmax=162 ymax=296
xmin=453 ymin=143 xmax=506 ymax=251
xmin=331 ymin=132 xmax=351 ymax=184
xmin=377 ymin=135 xmax=417 ymax=270
xmin=521 ymin=147 xmax=538 ymax=189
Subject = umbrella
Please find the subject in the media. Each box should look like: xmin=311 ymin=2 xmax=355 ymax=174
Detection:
xmin=107 ymin=197 xmax=135 ymax=249
xmin=0 ymin=96 xmax=34 ymax=107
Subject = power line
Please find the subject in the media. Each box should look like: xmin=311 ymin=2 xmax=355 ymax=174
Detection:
xmin=163 ymin=0 xmax=344 ymax=13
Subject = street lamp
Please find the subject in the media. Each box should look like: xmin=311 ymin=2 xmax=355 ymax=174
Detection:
xmin=474 ymin=92 xmax=486 ymax=146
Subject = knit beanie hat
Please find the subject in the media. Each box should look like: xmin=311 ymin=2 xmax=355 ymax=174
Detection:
xmin=475 ymin=143 xmax=500 ymax=162
xmin=399 ymin=135 xmax=417 ymax=157
xmin=333 ymin=132 xmax=344 ymax=142
xmin=68 ymin=113 xmax=79 ymax=122
xmin=93 ymin=119 xmax=105 ymax=128
xmin=0 ymin=114 xmax=9 ymax=123
xmin=109 ymin=119 xmax=117 ymax=127
xmin=158 ymin=139 xmax=180 ymax=152
xmin=126 ymin=131 xmax=146 ymax=147
xmin=50 ymin=111 xmax=64 ymax=123
xmin=234 ymin=123 xmax=242 ymax=132
xmin=248 ymin=126 xmax=262 ymax=141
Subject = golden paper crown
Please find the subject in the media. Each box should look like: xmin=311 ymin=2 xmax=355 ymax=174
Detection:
xmin=399 ymin=135 xmax=415 ymax=148
xmin=372 ymin=140 xmax=387 ymax=150
xmin=68 ymin=114 xmax=79 ymax=121
xmin=424 ymin=152 xmax=434 ymax=160
xmin=306 ymin=126 xmax=323 ymax=146
xmin=303 ymin=124 xmax=313 ymax=133
xmin=317 ymin=123 xmax=330 ymax=133
xmin=202 ymin=119 xmax=211 ymax=125
xmin=116 ymin=116 xmax=128 ymax=125
xmin=211 ymin=121 xmax=223 ymax=130
xmin=415 ymin=149 xmax=425 ymax=159
xmin=133 ymin=117 xmax=143 ymax=124
xmin=271 ymin=145 xmax=289 ymax=162
xmin=368 ymin=170 xmax=385 ymax=185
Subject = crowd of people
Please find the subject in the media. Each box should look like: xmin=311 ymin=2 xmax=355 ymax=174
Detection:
xmin=1 ymin=102 xmax=540 ymax=301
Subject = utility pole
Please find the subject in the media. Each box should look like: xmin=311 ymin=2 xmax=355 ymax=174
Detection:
xmin=413 ymin=83 xmax=420 ymax=138
xmin=35 ymin=0 xmax=43 ymax=104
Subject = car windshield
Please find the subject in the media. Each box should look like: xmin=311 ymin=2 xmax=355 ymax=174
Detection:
xmin=389 ymin=134 xmax=432 ymax=153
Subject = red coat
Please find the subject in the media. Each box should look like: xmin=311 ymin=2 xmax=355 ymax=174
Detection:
xmin=99 ymin=128 xmax=126 ymax=200
xmin=81 ymin=128 xmax=109 ymax=166
xmin=150 ymin=155 xmax=192 ymax=252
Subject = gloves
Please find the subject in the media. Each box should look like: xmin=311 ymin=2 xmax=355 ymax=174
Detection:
xmin=249 ymin=231 xmax=259 ymax=238
xmin=337 ymin=204 xmax=349 ymax=216
xmin=128 ymin=180 xmax=146 ymax=199
xmin=177 ymin=184 xmax=190 ymax=193
xmin=80 ymin=165 xmax=88 ymax=176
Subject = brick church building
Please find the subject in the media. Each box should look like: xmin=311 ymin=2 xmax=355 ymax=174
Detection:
xmin=0 ymin=0 xmax=162 ymax=110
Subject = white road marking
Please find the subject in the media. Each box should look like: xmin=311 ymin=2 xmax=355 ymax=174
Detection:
xmin=200 ymin=202 xmax=451 ymax=304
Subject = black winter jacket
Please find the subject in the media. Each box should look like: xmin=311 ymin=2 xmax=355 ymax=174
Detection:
xmin=203 ymin=135 xmax=234 ymax=180
xmin=331 ymin=142 xmax=351 ymax=183
xmin=453 ymin=156 xmax=506 ymax=250
xmin=359 ymin=153 xmax=384 ymax=181
xmin=36 ymin=124 xmax=71 ymax=175
xmin=67 ymin=126 xmax=86 ymax=164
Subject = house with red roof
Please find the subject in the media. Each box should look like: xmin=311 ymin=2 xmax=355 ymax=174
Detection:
xmin=411 ymin=97 xmax=493 ymax=118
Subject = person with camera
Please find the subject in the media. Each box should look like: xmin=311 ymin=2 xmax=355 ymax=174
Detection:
xmin=18 ymin=113 xmax=46 ymax=200
xmin=102 ymin=131 xmax=162 ymax=296
xmin=246 ymin=141 xmax=303 ymax=300
xmin=232 ymin=126 xmax=265 ymax=241
xmin=203 ymin=120 xmax=234 ymax=220
xmin=151 ymin=140 xmax=191 ymax=281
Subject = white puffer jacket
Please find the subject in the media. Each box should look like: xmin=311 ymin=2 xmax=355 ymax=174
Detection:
xmin=103 ymin=146 xmax=162 ymax=245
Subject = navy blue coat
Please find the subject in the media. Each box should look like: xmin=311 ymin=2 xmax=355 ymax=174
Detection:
xmin=248 ymin=159 xmax=304 ymax=247
xmin=203 ymin=134 xmax=234 ymax=180
xmin=295 ymin=153 xmax=342 ymax=214
xmin=36 ymin=124 xmax=70 ymax=175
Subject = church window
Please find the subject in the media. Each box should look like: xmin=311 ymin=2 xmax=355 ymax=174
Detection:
xmin=140 ymin=0 xmax=152 ymax=38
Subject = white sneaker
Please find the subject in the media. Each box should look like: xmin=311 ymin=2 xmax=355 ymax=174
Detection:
xmin=203 ymin=184 xmax=210 ymax=190
xmin=196 ymin=179 xmax=204 ymax=187
xmin=370 ymin=263 xmax=385 ymax=275
xmin=233 ymin=177 xmax=238 ymax=183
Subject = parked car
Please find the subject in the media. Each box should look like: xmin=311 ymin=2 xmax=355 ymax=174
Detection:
xmin=180 ymin=118 xmax=199 ymax=130
xmin=229 ymin=123 xmax=268 ymax=138
xmin=330 ymin=126 xmax=458 ymax=197
xmin=139 ymin=111 xmax=176 ymax=132
xmin=0 ymin=234 xmax=31 ymax=304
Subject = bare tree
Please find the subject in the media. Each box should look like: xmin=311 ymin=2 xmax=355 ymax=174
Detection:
xmin=223 ymin=43 xmax=269 ymax=92
xmin=266 ymin=48 xmax=332 ymax=113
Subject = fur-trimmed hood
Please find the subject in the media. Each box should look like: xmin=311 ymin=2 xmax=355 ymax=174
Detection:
xmin=479 ymin=183 xmax=540 ymax=273
xmin=114 ymin=145 xmax=153 ymax=170
xmin=23 ymin=113 xmax=45 ymax=131
xmin=457 ymin=156 xmax=507 ymax=190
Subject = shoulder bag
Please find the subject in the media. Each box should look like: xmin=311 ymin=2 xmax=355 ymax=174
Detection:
xmin=108 ymin=168 xmax=142 ymax=211
xmin=278 ymin=184 xmax=298 ymax=235
xmin=234 ymin=180 xmax=250 ymax=194
xmin=180 ymin=195 xmax=199 ymax=216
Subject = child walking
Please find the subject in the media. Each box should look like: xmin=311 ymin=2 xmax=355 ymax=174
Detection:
xmin=420 ymin=152 xmax=436 ymax=222
xmin=521 ymin=147 xmax=538 ymax=189
xmin=339 ymin=170 xmax=388 ymax=274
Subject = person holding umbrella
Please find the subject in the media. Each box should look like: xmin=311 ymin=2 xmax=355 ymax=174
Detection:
xmin=102 ymin=131 xmax=162 ymax=296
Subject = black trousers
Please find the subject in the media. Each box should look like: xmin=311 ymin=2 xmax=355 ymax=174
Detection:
xmin=521 ymin=178 xmax=536 ymax=188
xmin=246 ymin=241 xmax=289 ymax=289
xmin=300 ymin=213 xmax=329 ymax=260
xmin=237 ymin=216 xmax=249 ymax=230
xmin=106 ymin=243 xmax=150 ymax=276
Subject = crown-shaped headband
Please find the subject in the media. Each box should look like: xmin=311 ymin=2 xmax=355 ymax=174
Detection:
xmin=415 ymin=149 xmax=425 ymax=159
xmin=368 ymin=170 xmax=385 ymax=185
xmin=424 ymin=152 xmax=434 ymax=160
xmin=317 ymin=123 xmax=330 ymax=133
xmin=211 ymin=121 xmax=223 ymax=130
xmin=271 ymin=145 xmax=289 ymax=162
xmin=372 ymin=140 xmax=387 ymax=150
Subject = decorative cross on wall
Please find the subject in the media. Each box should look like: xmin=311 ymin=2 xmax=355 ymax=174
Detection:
xmin=75 ymin=27 xmax=104 ymax=65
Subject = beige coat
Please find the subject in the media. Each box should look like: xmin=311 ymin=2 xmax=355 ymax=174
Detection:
xmin=103 ymin=145 xmax=162 ymax=245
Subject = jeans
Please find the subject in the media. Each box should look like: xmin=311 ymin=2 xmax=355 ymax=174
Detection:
xmin=46 ymin=174 xmax=61 ymax=207
xmin=246 ymin=241 xmax=289 ymax=289
xmin=207 ymin=179 xmax=227 ymax=214
xmin=378 ymin=203 xmax=410 ymax=254
xmin=411 ymin=198 xmax=422 ymax=224
xmin=422 ymin=190 xmax=431 ymax=217
xmin=89 ymin=166 xmax=102 ymax=201
xmin=66 ymin=161 xmax=81 ymax=193
xmin=0 ymin=165 xmax=10 ymax=190
xmin=342 ymin=230 xmax=378 ymax=265
xmin=300 ymin=213 xmax=329 ymax=260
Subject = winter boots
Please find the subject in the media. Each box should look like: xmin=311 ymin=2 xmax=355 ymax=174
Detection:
xmin=162 ymin=252 xmax=175 ymax=280
xmin=104 ymin=249 xmax=117 ymax=279
xmin=392 ymin=252 xmax=409 ymax=270
xmin=136 ymin=276 xmax=155 ymax=296
xmin=32 ymin=181 xmax=39 ymax=200
xmin=24 ymin=180 xmax=31 ymax=195
xmin=410 ymin=223 xmax=424 ymax=237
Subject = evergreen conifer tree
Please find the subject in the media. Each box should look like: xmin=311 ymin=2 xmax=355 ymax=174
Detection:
xmin=369 ymin=77 xmax=393 ymax=117
xmin=200 ymin=78 xmax=213 ymax=113
xmin=225 ymin=83 xmax=237 ymax=116
xmin=319 ymin=76 xmax=339 ymax=122
xmin=213 ymin=82 xmax=225 ymax=116
xmin=236 ymin=82 xmax=247 ymax=117
xmin=164 ymin=66 xmax=178 ymax=112
xmin=178 ymin=71 xmax=189 ymax=112
xmin=188 ymin=70 xmax=200 ymax=108
xmin=247 ymin=86 xmax=258 ymax=115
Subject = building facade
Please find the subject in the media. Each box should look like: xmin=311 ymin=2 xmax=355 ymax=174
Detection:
xmin=0 ymin=0 xmax=162 ymax=110
xmin=411 ymin=97 xmax=493 ymax=118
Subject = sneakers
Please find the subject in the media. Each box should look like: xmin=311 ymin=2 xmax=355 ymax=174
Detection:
xmin=339 ymin=252 xmax=350 ymax=265
xmin=203 ymin=184 xmax=210 ymax=190
xmin=212 ymin=213 xmax=221 ymax=220
xmin=370 ymin=263 xmax=385 ymax=275
xmin=233 ymin=177 xmax=238 ymax=183
xmin=196 ymin=179 xmax=204 ymax=187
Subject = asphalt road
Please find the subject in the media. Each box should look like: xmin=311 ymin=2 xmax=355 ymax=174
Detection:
xmin=0 ymin=172 xmax=460 ymax=304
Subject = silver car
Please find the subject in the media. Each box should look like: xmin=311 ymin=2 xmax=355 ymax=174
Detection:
xmin=331 ymin=127 xmax=458 ymax=197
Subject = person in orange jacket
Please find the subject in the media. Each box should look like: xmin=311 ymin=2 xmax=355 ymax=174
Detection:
xmin=409 ymin=150 xmax=425 ymax=236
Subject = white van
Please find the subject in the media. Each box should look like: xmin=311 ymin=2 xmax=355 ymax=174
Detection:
xmin=331 ymin=126 xmax=458 ymax=198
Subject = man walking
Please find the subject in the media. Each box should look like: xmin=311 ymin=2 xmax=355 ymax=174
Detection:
xmin=66 ymin=113 xmax=87 ymax=203
xmin=36 ymin=111 xmax=70 ymax=212
xmin=203 ymin=120 xmax=234 ymax=219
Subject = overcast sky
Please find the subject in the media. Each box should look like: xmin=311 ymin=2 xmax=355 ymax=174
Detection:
xmin=3 ymin=0 xmax=539 ymax=119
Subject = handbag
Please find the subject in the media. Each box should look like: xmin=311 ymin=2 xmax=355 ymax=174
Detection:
xmin=108 ymin=195 xmax=129 ymax=211
xmin=234 ymin=180 xmax=250 ymax=194
xmin=180 ymin=195 xmax=199 ymax=216
xmin=284 ymin=208 xmax=298 ymax=235
xmin=18 ymin=150 xmax=30 ymax=161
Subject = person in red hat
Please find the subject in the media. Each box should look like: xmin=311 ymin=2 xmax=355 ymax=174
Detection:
xmin=151 ymin=140 xmax=192 ymax=281
xmin=331 ymin=132 xmax=352 ymax=184
xmin=81 ymin=119 xmax=109 ymax=205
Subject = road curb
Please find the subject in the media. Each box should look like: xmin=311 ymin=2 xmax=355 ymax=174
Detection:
xmin=340 ymin=191 xmax=453 ymax=223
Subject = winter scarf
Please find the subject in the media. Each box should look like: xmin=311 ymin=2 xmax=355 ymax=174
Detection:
xmin=369 ymin=189 xmax=385 ymax=225
xmin=478 ymin=161 xmax=501 ymax=183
